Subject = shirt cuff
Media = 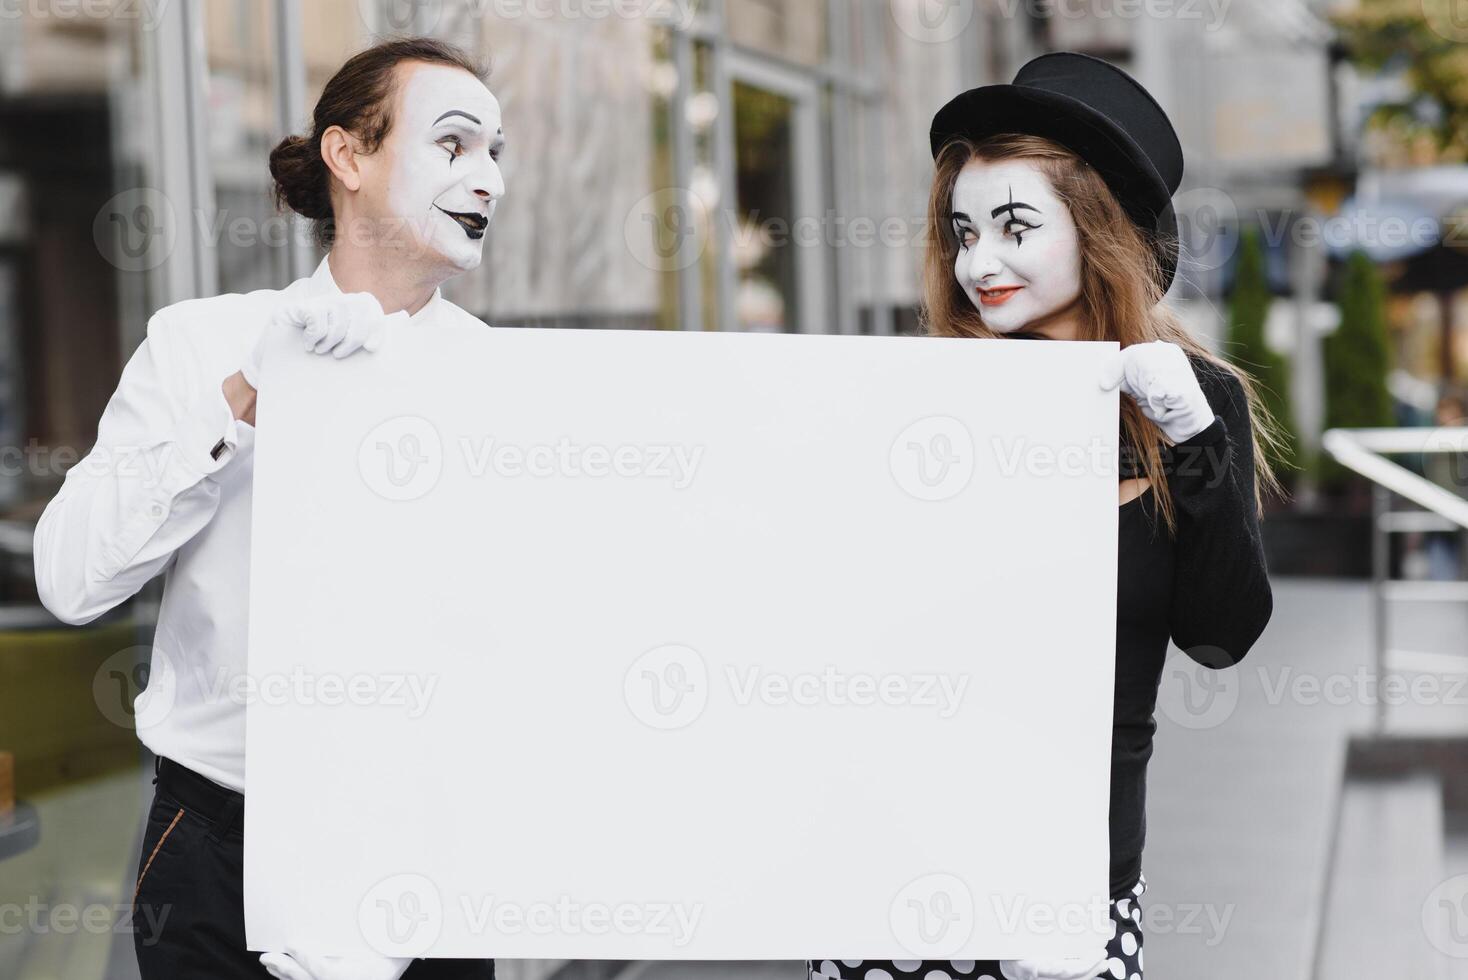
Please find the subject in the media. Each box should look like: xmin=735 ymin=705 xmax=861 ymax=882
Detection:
xmin=168 ymin=377 xmax=242 ymax=481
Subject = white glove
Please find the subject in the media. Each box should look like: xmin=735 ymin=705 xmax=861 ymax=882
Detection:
xmin=260 ymin=950 xmax=413 ymax=980
xmin=242 ymin=291 xmax=401 ymax=392
xmin=999 ymin=948 xmax=1110 ymax=980
xmin=1100 ymin=340 xmax=1215 ymax=444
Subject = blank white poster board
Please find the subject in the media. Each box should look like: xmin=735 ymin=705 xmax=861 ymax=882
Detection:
xmin=243 ymin=321 xmax=1119 ymax=961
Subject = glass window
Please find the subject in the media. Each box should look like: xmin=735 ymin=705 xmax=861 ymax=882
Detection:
xmin=204 ymin=0 xmax=288 ymax=294
xmin=649 ymin=26 xmax=681 ymax=330
xmin=0 ymin=7 xmax=168 ymax=978
xmin=732 ymin=80 xmax=799 ymax=331
xmin=692 ymin=38 xmax=725 ymax=331
xmin=0 ymin=11 xmax=163 ymax=524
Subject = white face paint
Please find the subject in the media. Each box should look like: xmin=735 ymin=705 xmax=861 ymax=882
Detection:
xmin=950 ymin=158 xmax=1082 ymax=336
xmin=373 ymin=62 xmax=505 ymax=273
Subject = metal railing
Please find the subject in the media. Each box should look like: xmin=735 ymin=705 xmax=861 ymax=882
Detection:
xmin=1321 ymin=426 xmax=1468 ymax=732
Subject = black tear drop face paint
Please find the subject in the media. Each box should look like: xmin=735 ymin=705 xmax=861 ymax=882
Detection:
xmin=432 ymin=109 xmax=481 ymax=166
xmin=949 ymin=158 xmax=1083 ymax=334
xmin=427 ymin=111 xmax=505 ymax=241
xmin=385 ymin=63 xmax=505 ymax=271
xmin=949 ymin=186 xmax=1045 ymax=251
xmin=990 ymin=185 xmax=1043 ymax=246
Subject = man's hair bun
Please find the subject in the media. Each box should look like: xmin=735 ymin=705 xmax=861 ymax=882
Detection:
xmin=268 ymin=133 xmax=332 ymax=222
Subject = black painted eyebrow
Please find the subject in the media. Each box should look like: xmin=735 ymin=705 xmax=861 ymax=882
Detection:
xmin=433 ymin=110 xmax=482 ymax=126
xmin=991 ymin=201 xmax=1040 ymax=218
xmin=951 ymin=211 xmax=973 ymax=224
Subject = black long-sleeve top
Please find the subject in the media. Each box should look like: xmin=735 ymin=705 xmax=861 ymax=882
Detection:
xmin=1109 ymin=356 xmax=1273 ymax=899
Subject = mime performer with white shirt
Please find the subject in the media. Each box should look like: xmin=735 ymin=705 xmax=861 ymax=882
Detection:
xmin=34 ymin=37 xmax=504 ymax=980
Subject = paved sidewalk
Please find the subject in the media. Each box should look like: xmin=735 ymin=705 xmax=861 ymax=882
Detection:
xmin=1143 ymin=577 xmax=1459 ymax=978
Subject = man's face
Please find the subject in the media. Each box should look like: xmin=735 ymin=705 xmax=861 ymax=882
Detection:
xmin=950 ymin=158 xmax=1081 ymax=334
xmin=358 ymin=62 xmax=505 ymax=273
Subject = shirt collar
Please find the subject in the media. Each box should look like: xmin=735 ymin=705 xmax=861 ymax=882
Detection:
xmin=308 ymin=254 xmax=444 ymax=324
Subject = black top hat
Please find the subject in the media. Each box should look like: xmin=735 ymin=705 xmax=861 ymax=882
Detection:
xmin=929 ymin=52 xmax=1184 ymax=292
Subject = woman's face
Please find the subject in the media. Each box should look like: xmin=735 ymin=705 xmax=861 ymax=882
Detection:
xmin=950 ymin=157 xmax=1082 ymax=336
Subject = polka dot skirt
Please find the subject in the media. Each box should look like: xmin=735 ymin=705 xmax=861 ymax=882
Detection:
xmin=807 ymin=873 xmax=1147 ymax=980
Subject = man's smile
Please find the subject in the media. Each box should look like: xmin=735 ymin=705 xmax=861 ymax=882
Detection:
xmin=434 ymin=205 xmax=489 ymax=240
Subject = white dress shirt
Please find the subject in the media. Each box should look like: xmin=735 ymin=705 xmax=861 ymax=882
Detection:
xmin=34 ymin=256 xmax=478 ymax=792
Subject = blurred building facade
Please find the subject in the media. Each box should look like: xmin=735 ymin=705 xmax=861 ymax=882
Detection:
xmin=0 ymin=0 xmax=1361 ymax=537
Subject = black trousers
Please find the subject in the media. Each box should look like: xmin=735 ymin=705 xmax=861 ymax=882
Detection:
xmin=133 ymin=756 xmax=495 ymax=979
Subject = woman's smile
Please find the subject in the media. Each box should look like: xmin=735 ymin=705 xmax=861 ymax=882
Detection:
xmin=976 ymin=284 xmax=1024 ymax=306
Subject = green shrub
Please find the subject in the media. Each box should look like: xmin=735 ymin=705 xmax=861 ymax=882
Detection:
xmin=1225 ymin=226 xmax=1299 ymax=475
xmin=1323 ymin=250 xmax=1394 ymax=484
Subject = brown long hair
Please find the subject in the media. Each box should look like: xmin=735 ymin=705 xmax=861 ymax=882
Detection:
xmin=923 ymin=133 xmax=1283 ymax=531
xmin=268 ymin=37 xmax=488 ymax=247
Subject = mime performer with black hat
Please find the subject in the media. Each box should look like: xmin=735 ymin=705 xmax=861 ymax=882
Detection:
xmin=808 ymin=51 xmax=1276 ymax=980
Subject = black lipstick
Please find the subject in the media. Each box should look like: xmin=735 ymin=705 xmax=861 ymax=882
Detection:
xmin=434 ymin=205 xmax=488 ymax=240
